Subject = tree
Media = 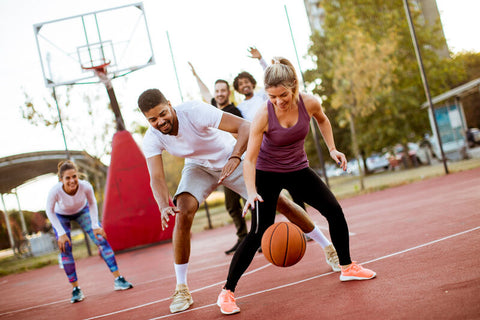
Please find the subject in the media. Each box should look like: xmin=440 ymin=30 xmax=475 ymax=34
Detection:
xmin=20 ymin=85 xmax=116 ymax=160
xmin=304 ymin=0 xmax=467 ymax=174
xmin=330 ymin=28 xmax=396 ymax=188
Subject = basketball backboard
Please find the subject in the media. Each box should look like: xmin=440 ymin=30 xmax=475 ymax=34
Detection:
xmin=33 ymin=2 xmax=155 ymax=87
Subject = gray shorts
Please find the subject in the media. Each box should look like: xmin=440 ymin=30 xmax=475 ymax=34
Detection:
xmin=174 ymin=161 xmax=248 ymax=205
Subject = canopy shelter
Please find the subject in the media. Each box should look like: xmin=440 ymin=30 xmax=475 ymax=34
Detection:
xmin=0 ymin=150 xmax=107 ymax=251
xmin=421 ymin=77 xmax=480 ymax=160
xmin=0 ymin=150 xmax=107 ymax=194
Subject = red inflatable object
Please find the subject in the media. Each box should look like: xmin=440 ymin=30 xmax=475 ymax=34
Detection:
xmin=102 ymin=130 xmax=174 ymax=251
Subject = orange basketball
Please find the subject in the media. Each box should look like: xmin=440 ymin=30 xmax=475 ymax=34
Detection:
xmin=261 ymin=222 xmax=307 ymax=267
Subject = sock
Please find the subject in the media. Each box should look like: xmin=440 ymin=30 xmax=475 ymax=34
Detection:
xmin=305 ymin=225 xmax=331 ymax=248
xmin=174 ymin=263 xmax=188 ymax=285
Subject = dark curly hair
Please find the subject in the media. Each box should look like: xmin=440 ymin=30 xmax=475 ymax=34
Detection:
xmin=233 ymin=72 xmax=257 ymax=92
xmin=138 ymin=89 xmax=168 ymax=113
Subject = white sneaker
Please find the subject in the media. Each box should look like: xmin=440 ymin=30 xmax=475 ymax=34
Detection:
xmin=170 ymin=284 xmax=193 ymax=313
xmin=324 ymin=244 xmax=341 ymax=272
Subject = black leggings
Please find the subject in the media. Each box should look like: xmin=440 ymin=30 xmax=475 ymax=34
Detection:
xmin=225 ymin=167 xmax=351 ymax=292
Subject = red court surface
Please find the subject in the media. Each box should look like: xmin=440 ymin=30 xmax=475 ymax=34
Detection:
xmin=1 ymin=168 xmax=479 ymax=319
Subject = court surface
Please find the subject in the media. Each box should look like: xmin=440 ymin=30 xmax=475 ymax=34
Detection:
xmin=0 ymin=167 xmax=479 ymax=319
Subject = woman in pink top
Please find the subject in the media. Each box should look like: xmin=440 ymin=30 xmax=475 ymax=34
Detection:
xmin=217 ymin=57 xmax=376 ymax=315
xmin=46 ymin=160 xmax=132 ymax=303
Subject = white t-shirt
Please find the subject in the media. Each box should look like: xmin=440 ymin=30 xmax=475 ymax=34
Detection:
xmin=237 ymin=89 xmax=268 ymax=121
xmin=142 ymin=100 xmax=237 ymax=169
xmin=46 ymin=180 xmax=100 ymax=236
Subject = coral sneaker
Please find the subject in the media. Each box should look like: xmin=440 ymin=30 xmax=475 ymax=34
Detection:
xmin=340 ymin=262 xmax=376 ymax=281
xmin=217 ymin=289 xmax=240 ymax=315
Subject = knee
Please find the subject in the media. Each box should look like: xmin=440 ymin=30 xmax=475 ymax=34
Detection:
xmin=175 ymin=207 xmax=196 ymax=229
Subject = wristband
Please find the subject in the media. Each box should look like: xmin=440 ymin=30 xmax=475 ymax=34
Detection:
xmin=228 ymin=155 xmax=242 ymax=162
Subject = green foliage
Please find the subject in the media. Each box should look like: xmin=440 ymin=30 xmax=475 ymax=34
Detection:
xmin=162 ymin=152 xmax=184 ymax=195
xmin=19 ymin=86 xmax=116 ymax=159
xmin=304 ymin=0 xmax=470 ymax=159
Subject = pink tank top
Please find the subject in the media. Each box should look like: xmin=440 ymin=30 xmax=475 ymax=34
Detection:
xmin=256 ymin=94 xmax=310 ymax=172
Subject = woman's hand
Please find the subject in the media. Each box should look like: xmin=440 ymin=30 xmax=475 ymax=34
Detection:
xmin=329 ymin=149 xmax=347 ymax=171
xmin=93 ymin=227 xmax=107 ymax=241
xmin=57 ymin=234 xmax=71 ymax=253
xmin=242 ymin=193 xmax=264 ymax=217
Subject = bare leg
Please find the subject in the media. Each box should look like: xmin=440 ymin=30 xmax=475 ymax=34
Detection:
xmin=276 ymin=195 xmax=315 ymax=233
xmin=173 ymin=193 xmax=199 ymax=264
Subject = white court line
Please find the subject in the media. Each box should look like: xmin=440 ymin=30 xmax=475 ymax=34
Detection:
xmin=2 ymin=226 xmax=478 ymax=319
xmin=91 ymin=226 xmax=480 ymax=320
xmin=0 ymin=261 xmax=236 ymax=318
xmin=83 ymin=264 xmax=271 ymax=320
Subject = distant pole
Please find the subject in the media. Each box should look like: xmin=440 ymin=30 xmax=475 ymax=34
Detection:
xmin=52 ymin=87 xmax=71 ymax=159
xmin=166 ymin=31 xmax=184 ymax=102
xmin=14 ymin=190 xmax=27 ymax=235
xmin=285 ymin=5 xmax=330 ymax=188
xmin=1 ymin=194 xmax=15 ymax=250
xmin=403 ymin=0 xmax=448 ymax=174
xmin=47 ymin=53 xmax=70 ymax=160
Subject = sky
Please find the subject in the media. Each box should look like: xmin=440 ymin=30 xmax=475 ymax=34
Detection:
xmin=1 ymin=0 xmax=479 ymax=212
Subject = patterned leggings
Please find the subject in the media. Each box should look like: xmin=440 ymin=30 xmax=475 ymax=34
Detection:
xmin=54 ymin=206 xmax=118 ymax=283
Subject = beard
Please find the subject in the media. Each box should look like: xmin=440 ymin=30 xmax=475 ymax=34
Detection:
xmin=157 ymin=120 xmax=173 ymax=134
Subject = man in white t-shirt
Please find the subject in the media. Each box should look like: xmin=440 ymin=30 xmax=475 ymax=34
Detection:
xmin=138 ymin=88 xmax=338 ymax=315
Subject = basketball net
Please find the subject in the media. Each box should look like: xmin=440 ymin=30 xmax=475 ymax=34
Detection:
xmin=82 ymin=62 xmax=112 ymax=88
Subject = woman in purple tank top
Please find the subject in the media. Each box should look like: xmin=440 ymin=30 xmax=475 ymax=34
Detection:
xmin=217 ymin=57 xmax=376 ymax=315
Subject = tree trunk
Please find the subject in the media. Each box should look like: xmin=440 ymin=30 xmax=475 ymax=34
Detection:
xmin=349 ymin=112 xmax=365 ymax=190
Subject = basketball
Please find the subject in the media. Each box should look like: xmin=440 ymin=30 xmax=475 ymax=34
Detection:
xmin=261 ymin=222 xmax=307 ymax=267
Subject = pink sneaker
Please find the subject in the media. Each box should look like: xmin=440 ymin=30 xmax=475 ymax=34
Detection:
xmin=340 ymin=261 xmax=376 ymax=281
xmin=217 ymin=289 xmax=240 ymax=315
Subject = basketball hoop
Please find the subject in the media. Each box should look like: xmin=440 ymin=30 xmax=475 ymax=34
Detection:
xmin=81 ymin=61 xmax=111 ymax=86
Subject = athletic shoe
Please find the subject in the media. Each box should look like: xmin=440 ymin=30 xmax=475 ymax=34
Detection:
xmin=340 ymin=261 xmax=376 ymax=281
xmin=114 ymin=276 xmax=133 ymax=291
xmin=217 ymin=289 xmax=240 ymax=315
xmin=71 ymin=286 xmax=84 ymax=303
xmin=170 ymin=284 xmax=193 ymax=313
xmin=324 ymin=244 xmax=341 ymax=272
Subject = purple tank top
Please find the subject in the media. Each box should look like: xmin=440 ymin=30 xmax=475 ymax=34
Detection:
xmin=256 ymin=94 xmax=310 ymax=172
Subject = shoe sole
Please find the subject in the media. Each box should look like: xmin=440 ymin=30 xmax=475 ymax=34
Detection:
xmin=114 ymin=285 xmax=133 ymax=291
xmin=170 ymin=298 xmax=193 ymax=313
xmin=340 ymin=273 xmax=376 ymax=281
xmin=220 ymin=307 xmax=240 ymax=315
xmin=71 ymin=295 xmax=85 ymax=303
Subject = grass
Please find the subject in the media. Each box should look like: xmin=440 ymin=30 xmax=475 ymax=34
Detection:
xmin=0 ymin=236 xmax=97 ymax=277
xmin=1 ymin=157 xmax=479 ymax=277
